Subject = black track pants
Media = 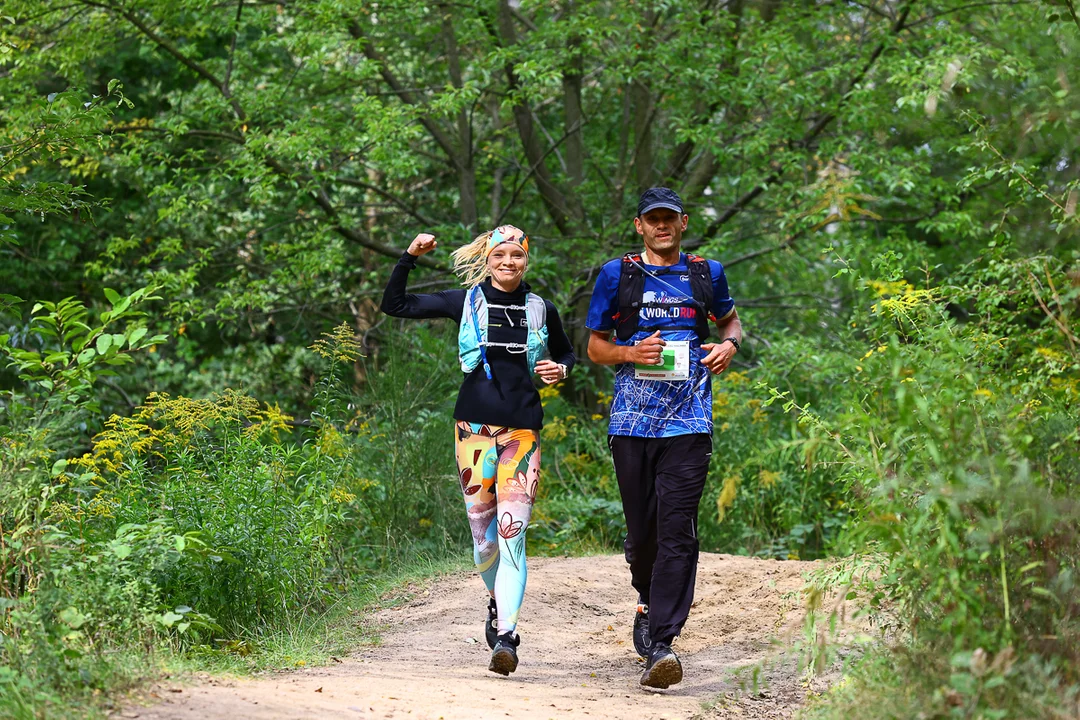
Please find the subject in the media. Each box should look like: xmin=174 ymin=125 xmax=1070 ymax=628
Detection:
xmin=609 ymin=433 xmax=712 ymax=645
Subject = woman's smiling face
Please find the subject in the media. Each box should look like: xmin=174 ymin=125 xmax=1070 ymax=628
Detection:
xmin=487 ymin=244 xmax=528 ymax=291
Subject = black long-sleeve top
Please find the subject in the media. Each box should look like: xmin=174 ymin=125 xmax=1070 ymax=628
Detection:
xmin=380 ymin=251 xmax=576 ymax=430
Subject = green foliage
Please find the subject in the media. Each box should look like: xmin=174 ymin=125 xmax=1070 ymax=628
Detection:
xmin=779 ymin=248 xmax=1080 ymax=716
xmin=802 ymin=648 xmax=1079 ymax=720
xmin=1 ymin=0 xmax=1079 ymax=716
xmin=0 ymin=84 xmax=130 ymax=247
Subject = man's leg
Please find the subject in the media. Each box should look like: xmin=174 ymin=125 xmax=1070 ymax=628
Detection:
xmin=648 ymin=433 xmax=712 ymax=644
xmin=609 ymin=435 xmax=659 ymax=605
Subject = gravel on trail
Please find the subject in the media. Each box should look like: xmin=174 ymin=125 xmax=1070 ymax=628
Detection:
xmin=129 ymin=553 xmax=859 ymax=720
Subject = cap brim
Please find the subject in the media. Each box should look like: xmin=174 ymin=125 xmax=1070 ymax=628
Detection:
xmin=638 ymin=202 xmax=684 ymax=216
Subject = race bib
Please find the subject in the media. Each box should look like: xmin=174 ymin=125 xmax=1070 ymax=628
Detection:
xmin=634 ymin=340 xmax=690 ymax=381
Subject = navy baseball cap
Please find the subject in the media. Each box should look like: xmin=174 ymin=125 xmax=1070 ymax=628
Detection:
xmin=637 ymin=187 xmax=684 ymax=217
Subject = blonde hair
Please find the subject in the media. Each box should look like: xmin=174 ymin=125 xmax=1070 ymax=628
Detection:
xmin=451 ymin=230 xmax=495 ymax=288
xmin=451 ymin=226 xmax=529 ymax=288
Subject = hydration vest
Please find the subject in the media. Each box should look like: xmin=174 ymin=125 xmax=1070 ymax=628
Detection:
xmin=613 ymin=252 xmax=714 ymax=342
xmin=459 ymin=284 xmax=549 ymax=378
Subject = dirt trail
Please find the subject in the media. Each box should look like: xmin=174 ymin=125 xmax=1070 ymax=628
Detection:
xmin=131 ymin=553 xmax=853 ymax=720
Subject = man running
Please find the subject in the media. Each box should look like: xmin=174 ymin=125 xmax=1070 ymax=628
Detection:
xmin=586 ymin=187 xmax=742 ymax=689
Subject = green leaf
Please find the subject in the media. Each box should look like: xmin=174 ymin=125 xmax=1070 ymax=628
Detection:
xmin=76 ymin=347 xmax=96 ymax=365
xmin=43 ymin=352 xmax=70 ymax=365
xmin=59 ymin=607 xmax=87 ymax=629
xmin=51 ymin=459 xmax=68 ymax=476
xmin=128 ymin=327 xmax=148 ymax=347
xmin=111 ymin=543 xmax=132 ymax=560
xmin=103 ymin=287 xmax=120 ymax=305
xmin=96 ymin=334 xmax=113 ymax=354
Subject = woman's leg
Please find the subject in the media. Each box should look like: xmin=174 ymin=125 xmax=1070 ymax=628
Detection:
xmin=492 ymin=428 xmax=541 ymax=635
xmin=454 ymin=422 xmax=501 ymax=592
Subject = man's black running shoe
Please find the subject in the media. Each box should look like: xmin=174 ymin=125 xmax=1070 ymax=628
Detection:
xmin=488 ymin=632 xmax=520 ymax=676
xmin=485 ymin=597 xmax=498 ymax=649
xmin=640 ymin=642 xmax=682 ymax=689
xmin=633 ymin=603 xmax=652 ymax=658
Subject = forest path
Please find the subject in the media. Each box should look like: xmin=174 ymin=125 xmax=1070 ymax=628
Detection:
xmin=131 ymin=554 xmax=852 ymax=720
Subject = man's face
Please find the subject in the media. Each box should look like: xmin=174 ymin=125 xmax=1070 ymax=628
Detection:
xmin=634 ymin=208 xmax=688 ymax=255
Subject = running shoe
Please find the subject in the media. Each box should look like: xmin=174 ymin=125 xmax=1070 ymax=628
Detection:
xmin=640 ymin=641 xmax=682 ymax=689
xmin=633 ymin=602 xmax=652 ymax=658
xmin=485 ymin=597 xmax=498 ymax=649
xmin=488 ymin=632 xmax=520 ymax=676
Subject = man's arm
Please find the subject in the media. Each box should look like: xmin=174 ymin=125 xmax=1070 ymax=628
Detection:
xmin=714 ymin=308 xmax=742 ymax=348
xmin=587 ymin=330 xmax=665 ymax=366
xmin=700 ymin=308 xmax=742 ymax=374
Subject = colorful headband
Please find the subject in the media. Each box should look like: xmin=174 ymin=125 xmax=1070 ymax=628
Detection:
xmin=486 ymin=225 xmax=529 ymax=256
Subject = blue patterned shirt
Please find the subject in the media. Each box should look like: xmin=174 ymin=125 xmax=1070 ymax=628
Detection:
xmin=586 ymin=254 xmax=735 ymax=438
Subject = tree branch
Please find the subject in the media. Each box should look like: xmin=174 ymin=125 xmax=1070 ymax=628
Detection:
xmin=496 ymin=120 xmax=582 ymax=227
xmin=438 ymin=4 xmax=478 ymax=230
xmin=223 ymin=0 xmax=244 ymax=100
xmin=79 ymin=0 xmax=247 ymax=122
xmin=493 ymin=0 xmax=575 ymax=232
xmin=288 ymin=165 xmax=447 ymax=272
xmin=694 ymin=0 xmax=915 ymax=244
xmin=347 ymin=19 xmax=461 ymax=168
xmin=328 ymin=176 xmax=440 ymax=227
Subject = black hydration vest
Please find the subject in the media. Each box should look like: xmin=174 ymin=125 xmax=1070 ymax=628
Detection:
xmin=613 ymin=252 xmax=715 ymax=342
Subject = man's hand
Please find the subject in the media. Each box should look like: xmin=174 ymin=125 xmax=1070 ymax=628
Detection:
xmin=407 ymin=233 xmax=437 ymax=256
xmin=627 ymin=331 xmax=666 ymax=366
xmin=700 ymin=340 xmax=737 ymax=374
xmin=534 ymin=359 xmax=566 ymax=385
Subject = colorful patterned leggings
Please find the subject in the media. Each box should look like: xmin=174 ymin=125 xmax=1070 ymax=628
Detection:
xmin=454 ymin=421 xmax=540 ymax=635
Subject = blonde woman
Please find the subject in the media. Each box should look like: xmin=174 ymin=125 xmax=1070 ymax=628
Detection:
xmin=380 ymin=225 xmax=575 ymax=676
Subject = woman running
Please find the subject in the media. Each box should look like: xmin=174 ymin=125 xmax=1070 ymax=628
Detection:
xmin=380 ymin=225 xmax=575 ymax=676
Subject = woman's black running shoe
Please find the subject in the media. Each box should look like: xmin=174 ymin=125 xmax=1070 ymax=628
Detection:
xmin=485 ymin=597 xmax=498 ymax=649
xmin=633 ymin=603 xmax=652 ymax=658
xmin=488 ymin=632 xmax=520 ymax=676
xmin=640 ymin=641 xmax=682 ymax=689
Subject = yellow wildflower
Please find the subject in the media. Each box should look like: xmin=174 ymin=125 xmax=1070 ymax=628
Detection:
xmin=329 ymin=487 xmax=357 ymax=503
xmin=1035 ymin=346 xmax=1066 ymax=363
xmin=318 ymin=425 xmax=347 ymax=458
xmin=716 ymin=475 xmax=739 ymax=522
xmin=244 ymin=402 xmax=294 ymax=442
xmin=759 ymin=469 xmax=781 ymax=488
xmin=538 ymin=386 xmax=559 ymax=406
xmin=309 ymin=323 xmax=364 ymax=363
xmin=542 ymin=419 xmax=567 ymax=441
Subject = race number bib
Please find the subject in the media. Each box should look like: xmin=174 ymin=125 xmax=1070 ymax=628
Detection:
xmin=634 ymin=340 xmax=690 ymax=381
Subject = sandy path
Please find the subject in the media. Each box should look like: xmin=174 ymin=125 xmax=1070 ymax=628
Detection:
xmin=131 ymin=553 xmax=846 ymax=720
